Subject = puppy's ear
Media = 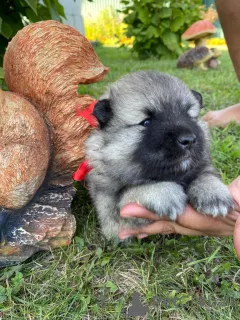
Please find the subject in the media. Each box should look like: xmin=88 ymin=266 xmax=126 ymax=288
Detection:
xmin=191 ymin=90 xmax=203 ymax=107
xmin=93 ymin=99 xmax=112 ymax=128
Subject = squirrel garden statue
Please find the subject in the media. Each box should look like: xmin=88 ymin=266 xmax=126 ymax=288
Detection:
xmin=0 ymin=20 xmax=109 ymax=266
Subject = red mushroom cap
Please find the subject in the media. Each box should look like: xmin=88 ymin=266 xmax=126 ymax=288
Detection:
xmin=182 ymin=20 xmax=217 ymax=41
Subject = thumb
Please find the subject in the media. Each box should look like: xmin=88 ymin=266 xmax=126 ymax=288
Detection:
xmin=202 ymin=111 xmax=214 ymax=121
xmin=233 ymin=215 xmax=240 ymax=258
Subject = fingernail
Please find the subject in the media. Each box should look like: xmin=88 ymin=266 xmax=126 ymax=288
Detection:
xmin=121 ymin=214 xmax=129 ymax=218
xmin=138 ymin=233 xmax=148 ymax=239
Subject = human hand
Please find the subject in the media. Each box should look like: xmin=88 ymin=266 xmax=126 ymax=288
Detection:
xmin=119 ymin=176 xmax=240 ymax=256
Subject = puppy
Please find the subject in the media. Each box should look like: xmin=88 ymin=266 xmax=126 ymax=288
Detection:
xmin=85 ymin=71 xmax=234 ymax=240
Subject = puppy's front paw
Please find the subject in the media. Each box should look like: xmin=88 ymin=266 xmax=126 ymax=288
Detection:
xmin=157 ymin=184 xmax=187 ymax=220
xmin=188 ymin=178 xmax=234 ymax=217
xmin=119 ymin=182 xmax=187 ymax=221
xmin=101 ymin=222 xmax=121 ymax=241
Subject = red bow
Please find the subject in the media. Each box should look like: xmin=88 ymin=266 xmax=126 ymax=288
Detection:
xmin=76 ymin=100 xmax=98 ymax=127
xmin=72 ymin=160 xmax=93 ymax=181
xmin=72 ymin=100 xmax=98 ymax=181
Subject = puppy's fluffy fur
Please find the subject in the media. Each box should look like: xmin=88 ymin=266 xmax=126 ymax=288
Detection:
xmin=86 ymin=71 xmax=233 ymax=240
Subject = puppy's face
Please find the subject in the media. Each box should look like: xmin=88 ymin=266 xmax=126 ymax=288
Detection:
xmin=91 ymin=71 xmax=208 ymax=184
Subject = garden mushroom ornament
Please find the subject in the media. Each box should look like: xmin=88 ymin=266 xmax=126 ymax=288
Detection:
xmin=181 ymin=20 xmax=217 ymax=47
xmin=0 ymin=20 xmax=109 ymax=266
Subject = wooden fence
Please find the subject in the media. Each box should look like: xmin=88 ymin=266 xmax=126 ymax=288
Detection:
xmin=81 ymin=0 xmax=127 ymax=17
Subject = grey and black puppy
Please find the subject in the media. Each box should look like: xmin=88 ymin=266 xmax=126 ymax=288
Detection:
xmin=85 ymin=71 xmax=233 ymax=240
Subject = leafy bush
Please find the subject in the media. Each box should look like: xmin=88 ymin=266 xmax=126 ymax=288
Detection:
xmin=120 ymin=0 xmax=205 ymax=59
xmin=0 ymin=0 xmax=67 ymax=67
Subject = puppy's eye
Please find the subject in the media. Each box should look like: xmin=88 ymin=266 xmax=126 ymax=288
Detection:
xmin=139 ymin=119 xmax=151 ymax=127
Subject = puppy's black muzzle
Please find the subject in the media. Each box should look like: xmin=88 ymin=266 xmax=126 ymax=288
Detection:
xmin=177 ymin=133 xmax=196 ymax=150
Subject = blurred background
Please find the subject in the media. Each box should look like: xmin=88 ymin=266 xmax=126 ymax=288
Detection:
xmin=0 ymin=0 xmax=225 ymax=67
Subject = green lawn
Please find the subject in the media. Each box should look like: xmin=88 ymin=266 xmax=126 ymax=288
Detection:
xmin=1 ymin=47 xmax=240 ymax=319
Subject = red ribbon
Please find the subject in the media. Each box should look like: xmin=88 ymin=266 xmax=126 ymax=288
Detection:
xmin=72 ymin=160 xmax=93 ymax=181
xmin=72 ymin=100 xmax=98 ymax=181
xmin=76 ymin=100 xmax=98 ymax=128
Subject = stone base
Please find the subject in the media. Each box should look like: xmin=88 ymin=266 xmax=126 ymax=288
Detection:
xmin=0 ymin=185 xmax=76 ymax=267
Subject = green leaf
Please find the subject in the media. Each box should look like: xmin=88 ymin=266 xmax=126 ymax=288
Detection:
xmin=53 ymin=0 xmax=66 ymax=19
xmin=162 ymin=30 xmax=179 ymax=51
xmin=101 ymin=255 xmax=112 ymax=266
xmin=177 ymin=293 xmax=192 ymax=305
xmin=172 ymin=8 xmax=182 ymax=19
xmin=142 ymin=39 xmax=152 ymax=49
xmin=161 ymin=19 xmax=170 ymax=28
xmin=124 ymin=11 xmax=136 ymax=25
xmin=11 ymin=272 xmax=24 ymax=294
xmin=0 ymin=67 xmax=4 ymax=79
xmin=74 ymin=236 xmax=85 ymax=250
xmin=96 ymin=247 xmax=103 ymax=258
xmin=0 ymin=20 xmax=12 ymax=39
xmin=0 ymin=12 xmax=24 ymax=38
xmin=25 ymin=7 xmax=39 ymax=23
xmin=152 ymin=1 xmax=165 ymax=9
xmin=170 ymin=16 xmax=184 ymax=32
xmin=49 ymin=0 xmax=61 ymax=21
xmin=151 ymin=12 xmax=160 ymax=26
xmin=138 ymin=7 xmax=150 ymax=25
xmin=106 ymin=281 xmax=118 ymax=293
xmin=206 ymin=246 xmax=221 ymax=263
xmin=156 ymin=43 xmax=170 ymax=56
xmin=146 ymin=25 xmax=159 ymax=39
xmin=232 ymin=149 xmax=240 ymax=158
xmin=23 ymin=0 xmax=38 ymax=15
xmin=43 ymin=0 xmax=61 ymax=21
xmin=159 ymin=7 xmax=172 ymax=18
xmin=0 ymin=286 xmax=7 ymax=304
xmin=37 ymin=4 xmax=52 ymax=20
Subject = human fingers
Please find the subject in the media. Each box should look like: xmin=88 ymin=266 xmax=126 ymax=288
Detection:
xmin=228 ymin=176 xmax=240 ymax=209
xmin=202 ymin=112 xmax=216 ymax=125
xmin=120 ymin=203 xmax=161 ymax=221
xmin=176 ymin=205 xmax=236 ymax=236
xmin=201 ymin=111 xmax=227 ymax=128
xmin=234 ymin=215 xmax=240 ymax=258
xmin=118 ymin=220 xmax=204 ymax=240
xmin=120 ymin=203 xmax=234 ymax=236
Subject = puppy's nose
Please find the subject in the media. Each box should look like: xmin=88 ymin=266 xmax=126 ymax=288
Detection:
xmin=177 ymin=133 xmax=196 ymax=149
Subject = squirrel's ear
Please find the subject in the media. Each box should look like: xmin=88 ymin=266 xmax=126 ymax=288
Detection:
xmin=191 ymin=90 xmax=203 ymax=107
xmin=93 ymin=99 xmax=112 ymax=128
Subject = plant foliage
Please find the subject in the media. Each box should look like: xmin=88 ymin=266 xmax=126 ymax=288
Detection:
xmin=120 ymin=0 xmax=205 ymax=59
xmin=0 ymin=0 xmax=67 ymax=66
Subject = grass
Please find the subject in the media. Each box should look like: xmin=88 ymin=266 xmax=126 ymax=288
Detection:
xmin=1 ymin=47 xmax=240 ymax=319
